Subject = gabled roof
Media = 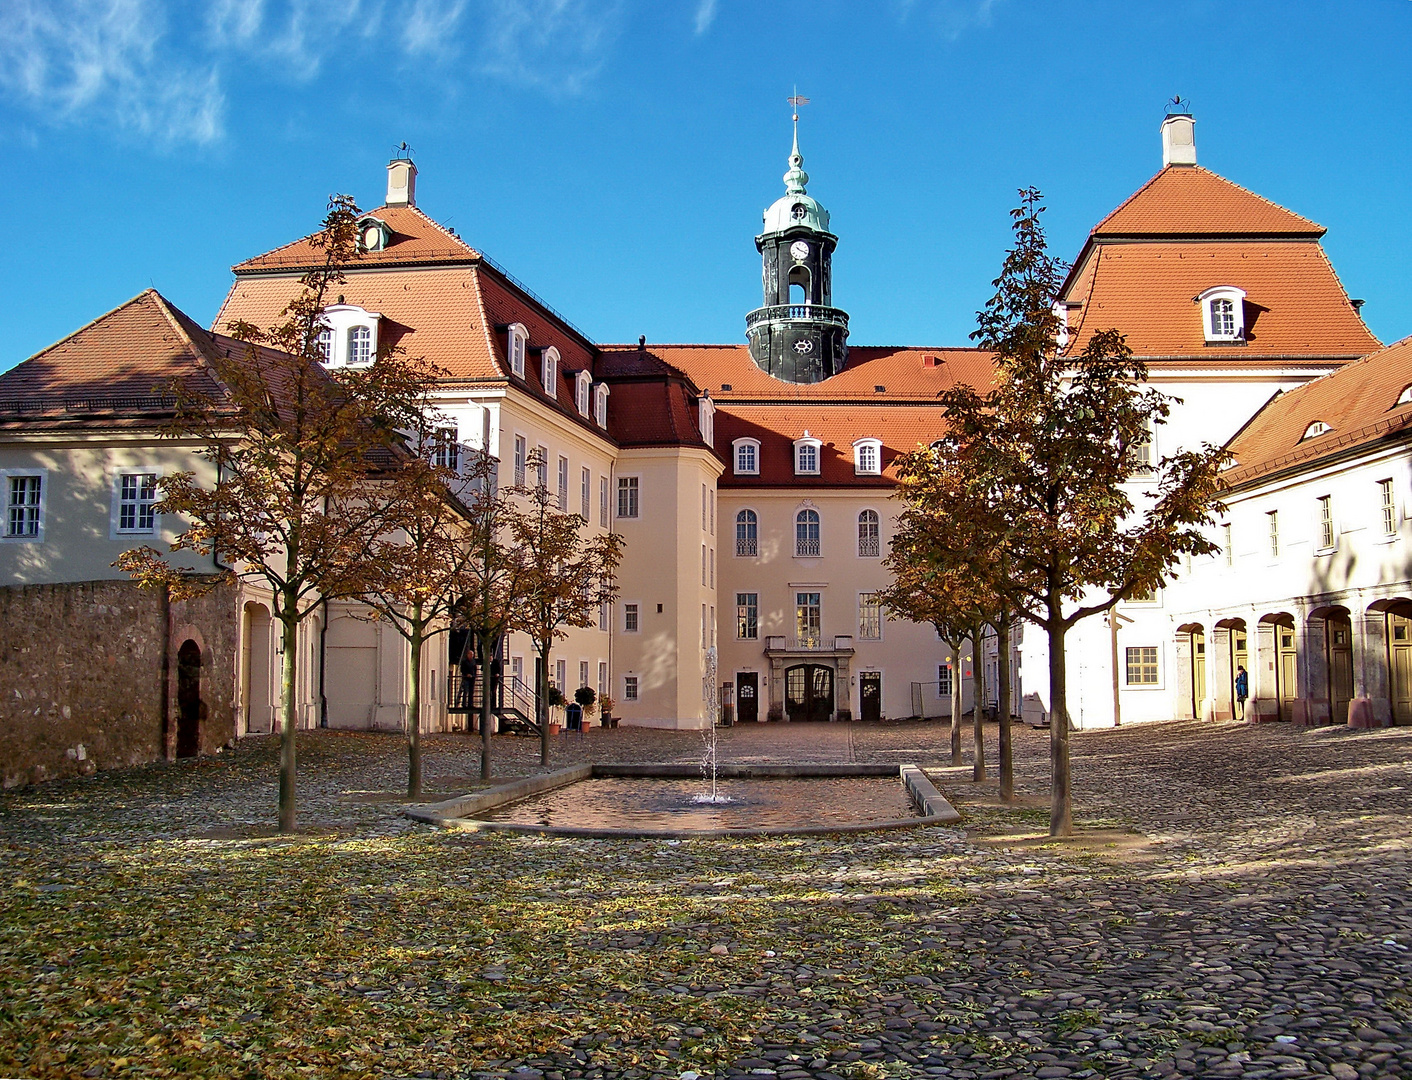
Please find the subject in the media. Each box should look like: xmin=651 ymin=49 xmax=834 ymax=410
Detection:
xmin=1092 ymin=166 xmax=1324 ymax=239
xmin=233 ymin=204 xmax=481 ymax=272
xmin=0 ymin=290 xmax=236 ymax=428
xmin=1224 ymin=334 xmax=1412 ymax=486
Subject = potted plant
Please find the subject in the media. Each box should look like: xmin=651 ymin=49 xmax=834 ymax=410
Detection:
xmin=598 ymin=694 xmax=617 ymax=728
xmin=545 ymin=686 xmax=565 ymax=734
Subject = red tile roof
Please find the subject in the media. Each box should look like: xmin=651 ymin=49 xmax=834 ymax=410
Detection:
xmin=0 ymin=290 xmax=237 ymax=427
xmin=233 ymin=204 xmax=481 ymax=272
xmin=1062 ymin=241 xmax=1379 ymax=359
xmin=1093 ymin=166 xmax=1324 ymax=238
xmin=1224 ymin=334 xmax=1412 ymax=486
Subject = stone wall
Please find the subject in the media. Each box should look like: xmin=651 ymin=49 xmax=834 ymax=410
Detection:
xmin=0 ymin=579 xmax=238 ymax=788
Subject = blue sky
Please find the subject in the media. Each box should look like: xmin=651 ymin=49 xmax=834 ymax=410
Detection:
xmin=2 ymin=0 xmax=1410 ymax=371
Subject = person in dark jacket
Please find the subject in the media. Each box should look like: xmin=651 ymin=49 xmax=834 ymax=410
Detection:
xmin=1235 ymin=666 xmax=1249 ymax=720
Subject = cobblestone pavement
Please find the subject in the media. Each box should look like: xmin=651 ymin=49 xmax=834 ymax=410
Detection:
xmin=1 ymin=719 xmax=1409 ymax=1080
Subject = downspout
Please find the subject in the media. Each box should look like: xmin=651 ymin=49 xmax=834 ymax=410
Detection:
xmin=160 ymin=584 xmax=172 ymax=760
xmin=319 ymin=602 xmax=329 ymax=728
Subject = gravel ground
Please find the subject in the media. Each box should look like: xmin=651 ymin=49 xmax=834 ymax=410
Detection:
xmin=1 ymin=719 xmax=1409 ymax=1080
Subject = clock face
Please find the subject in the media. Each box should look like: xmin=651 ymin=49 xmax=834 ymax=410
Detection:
xmin=789 ymin=240 xmax=810 ymax=262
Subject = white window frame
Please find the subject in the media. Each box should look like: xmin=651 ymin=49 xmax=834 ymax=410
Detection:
xmin=433 ymin=427 xmax=459 ymax=472
xmin=111 ymin=469 xmax=161 ymax=538
xmin=857 ymin=508 xmax=881 ymax=558
xmin=623 ymin=602 xmax=640 ymax=633
xmin=795 ymin=507 xmax=821 ymax=557
xmin=853 ymin=438 xmax=882 ymax=476
xmin=698 ymin=395 xmax=715 ymax=448
xmin=599 ymin=475 xmax=610 ymax=528
xmin=1302 ymin=421 xmax=1332 ymax=441
xmin=317 ymin=304 xmax=381 ymax=368
xmin=507 ymin=323 xmax=528 ymax=378
xmin=576 ymin=370 xmax=592 ymax=417
xmin=617 ymin=475 xmax=640 ymax=519
xmin=580 ymin=466 xmax=591 ymax=521
xmin=1268 ymin=509 xmax=1280 ymax=558
xmin=793 ymin=435 xmax=822 ymax=476
xmin=513 ymin=434 xmax=527 ymax=487
xmin=735 ymin=508 xmax=758 ymax=557
xmin=623 ymin=674 xmax=639 ymax=701
xmin=1316 ymin=494 xmax=1335 ymax=553
xmin=858 ymin=592 xmax=883 ymax=641
xmin=733 ymin=438 xmax=760 ymax=476
xmin=346 ymin=325 xmax=373 ymax=367
xmin=1128 ymin=424 xmax=1156 ymax=477
xmin=557 ymin=455 xmax=570 ymax=511
xmin=736 ymin=592 xmax=758 ymax=640
xmin=1124 ymin=645 xmax=1162 ymax=689
xmin=2 ymin=469 xmax=46 ymax=542
xmin=1397 ymin=385 xmax=1412 ymax=408
xmin=594 ymin=383 xmax=610 ymax=428
xmin=542 ymin=346 xmax=560 ymax=397
xmin=1198 ymin=286 xmax=1247 ymax=343
xmin=1379 ymin=478 xmax=1397 ymax=537
xmin=536 ymin=445 xmax=549 ymax=490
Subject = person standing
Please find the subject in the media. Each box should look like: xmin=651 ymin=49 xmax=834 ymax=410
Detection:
xmin=1235 ymin=665 xmax=1249 ymax=720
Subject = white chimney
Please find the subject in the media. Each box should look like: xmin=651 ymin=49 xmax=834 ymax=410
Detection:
xmin=1161 ymin=113 xmax=1196 ymax=167
xmin=386 ymin=155 xmax=417 ymax=207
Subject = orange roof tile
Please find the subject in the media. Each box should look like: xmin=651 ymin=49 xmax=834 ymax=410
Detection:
xmin=1224 ymin=335 xmax=1412 ymax=485
xmin=1063 ymin=241 xmax=1378 ymax=359
xmin=1093 ymin=166 xmax=1324 ymax=238
xmin=233 ymin=204 xmax=481 ymax=272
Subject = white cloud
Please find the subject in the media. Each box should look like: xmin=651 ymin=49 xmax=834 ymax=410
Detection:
xmin=896 ymin=0 xmax=1003 ymax=40
xmin=694 ymin=0 xmax=717 ymax=35
xmin=0 ymin=0 xmax=626 ymax=146
xmin=0 ymin=0 xmax=224 ymax=144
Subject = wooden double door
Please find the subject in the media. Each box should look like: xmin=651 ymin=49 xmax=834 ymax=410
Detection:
xmin=785 ymin=664 xmax=834 ymax=723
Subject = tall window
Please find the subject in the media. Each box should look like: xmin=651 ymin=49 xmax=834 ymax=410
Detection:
xmin=1129 ymin=430 xmax=1154 ymax=476
xmin=701 ymin=483 xmax=708 ymax=530
xmin=617 ymin=476 xmax=639 ymax=518
xmin=434 ymin=429 xmax=458 ymax=471
xmin=580 ymin=466 xmax=591 ymax=521
xmin=347 ymin=325 xmax=372 ymax=365
xmin=1380 ymin=479 xmax=1396 ymax=535
xmin=701 ymin=544 xmax=707 ymax=586
xmin=576 ymin=371 xmax=591 ymax=416
xmin=508 ymin=326 xmax=527 ymax=377
xmin=736 ymin=509 xmax=757 ymax=556
xmin=624 ymin=603 xmax=640 ymax=632
xmin=542 ymin=348 xmax=558 ymax=395
xmin=557 ymin=455 xmax=569 ymax=510
xmin=938 ymin=664 xmax=952 ymax=695
xmin=734 ymin=440 xmax=758 ymax=475
xmin=1210 ymin=298 xmax=1235 ymax=337
xmin=858 ymin=592 xmax=882 ymax=640
xmin=709 ymin=548 xmax=714 ymax=588
xmin=736 ymin=592 xmax=758 ymax=639
xmin=1224 ymin=522 xmax=1233 ymax=567
xmin=1268 ymin=510 xmax=1280 ymax=557
xmin=1125 ymin=646 xmax=1159 ymax=686
xmin=594 ymin=384 xmax=609 ymax=428
xmin=854 ymin=439 xmax=880 ymax=475
xmin=316 ymin=327 xmax=333 ymax=363
xmin=597 ymin=662 xmax=607 ymax=696
xmin=623 ymin=675 xmax=639 ymax=701
xmin=6 ymin=475 xmax=41 ymax=538
xmin=117 ymin=473 xmax=158 ymax=533
xmin=598 ymin=600 xmax=609 ymax=631
xmin=857 ymin=510 xmax=880 ymax=557
xmin=795 ymin=592 xmax=822 ymax=648
xmin=701 ymin=604 xmax=709 ymax=648
xmin=795 ymin=508 xmax=821 ymax=557
xmin=514 ymin=436 xmax=527 ymax=486
xmin=556 ymin=659 xmax=566 ymax=692
xmin=1318 ymin=495 xmax=1334 ymax=550
xmin=536 ymin=446 xmax=549 ymax=490
xmin=599 ymin=475 xmax=609 ymax=527
xmin=795 ymin=440 xmax=819 ymax=475
xmin=579 ymin=660 xmax=589 ymax=690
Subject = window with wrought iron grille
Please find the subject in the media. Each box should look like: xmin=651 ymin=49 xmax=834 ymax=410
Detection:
xmin=617 ymin=476 xmax=639 ymax=518
xmin=1125 ymin=646 xmax=1159 ymax=686
xmin=514 ymin=436 xmax=527 ymax=486
xmin=736 ymin=592 xmax=758 ymax=639
xmin=736 ymin=509 xmax=757 ymax=556
xmin=857 ymin=509 xmax=880 ymax=557
xmin=795 ymin=508 xmax=820 ymax=557
xmin=117 ymin=473 xmax=159 ymax=534
xmin=6 ymin=475 xmax=42 ymax=538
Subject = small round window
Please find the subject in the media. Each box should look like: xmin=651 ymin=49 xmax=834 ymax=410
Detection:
xmin=791 ymin=203 xmax=807 ymax=221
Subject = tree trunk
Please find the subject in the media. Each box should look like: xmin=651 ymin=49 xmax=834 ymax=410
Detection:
xmin=278 ymin=599 xmax=299 ymax=833
xmin=997 ymin=614 xmax=1013 ymax=801
xmin=406 ymin=605 xmax=424 ymax=800
xmin=946 ymin=635 xmax=962 ymax=766
xmin=971 ymin=626 xmax=985 ymax=782
xmin=478 ymin=632 xmax=494 ymax=781
xmin=537 ymin=642 xmax=552 ymax=768
xmin=1047 ymin=597 xmax=1072 ymax=836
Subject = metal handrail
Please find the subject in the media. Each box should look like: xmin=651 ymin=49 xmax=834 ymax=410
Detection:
xmin=745 ymin=304 xmax=850 ymax=329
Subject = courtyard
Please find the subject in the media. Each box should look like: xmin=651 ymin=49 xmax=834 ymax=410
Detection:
xmin=1 ymin=719 xmax=1409 ymax=1080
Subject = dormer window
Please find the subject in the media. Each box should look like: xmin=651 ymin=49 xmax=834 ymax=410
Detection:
xmin=1302 ymin=421 xmax=1332 ymax=441
xmin=1397 ymin=385 xmax=1412 ymax=407
xmin=357 ymin=217 xmax=390 ymax=253
xmin=794 ymin=433 xmax=821 ymax=475
xmin=593 ymin=383 xmax=609 ymax=428
xmin=698 ymin=394 xmax=715 ymax=449
xmin=733 ymin=438 xmax=760 ymax=476
xmin=575 ymin=371 xmax=592 ymax=417
xmin=542 ymin=346 xmax=559 ymax=396
xmin=1198 ymin=286 xmax=1247 ymax=344
xmin=317 ymin=304 xmax=381 ymax=367
xmin=507 ymin=324 xmax=528 ymax=377
xmin=853 ymin=438 xmax=882 ymax=475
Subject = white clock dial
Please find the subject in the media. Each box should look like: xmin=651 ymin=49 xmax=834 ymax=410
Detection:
xmin=789 ymin=240 xmax=810 ymax=262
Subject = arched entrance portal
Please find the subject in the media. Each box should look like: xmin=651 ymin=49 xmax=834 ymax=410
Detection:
xmin=1311 ymin=606 xmax=1354 ymax=725
xmin=785 ymin=664 xmax=834 ymax=722
xmin=1260 ymin=613 xmax=1298 ymax=722
xmin=1176 ymin=624 xmax=1207 ymax=720
xmin=1376 ymin=598 xmax=1412 ymax=724
xmin=1214 ymin=618 xmax=1248 ymax=720
xmin=242 ymin=603 xmax=273 ymax=734
xmin=176 ymin=639 xmax=202 ymax=758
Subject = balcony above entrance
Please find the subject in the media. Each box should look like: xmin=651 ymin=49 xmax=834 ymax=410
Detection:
xmin=765 ymin=634 xmax=855 ymax=657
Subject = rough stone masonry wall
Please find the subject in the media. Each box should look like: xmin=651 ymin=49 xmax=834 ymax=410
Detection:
xmin=0 ymin=579 xmax=238 ymax=788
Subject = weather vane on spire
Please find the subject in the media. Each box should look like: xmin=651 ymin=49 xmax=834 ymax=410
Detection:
xmin=788 ymin=89 xmax=810 ymax=124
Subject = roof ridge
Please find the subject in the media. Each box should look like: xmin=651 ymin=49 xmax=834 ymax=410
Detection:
xmin=1093 ymin=165 xmax=1323 ymax=236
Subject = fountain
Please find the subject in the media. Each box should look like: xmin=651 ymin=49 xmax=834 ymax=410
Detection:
xmin=692 ymin=648 xmax=731 ymax=806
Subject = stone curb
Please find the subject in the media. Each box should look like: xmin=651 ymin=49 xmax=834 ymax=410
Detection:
xmin=406 ymin=762 xmax=962 ymax=838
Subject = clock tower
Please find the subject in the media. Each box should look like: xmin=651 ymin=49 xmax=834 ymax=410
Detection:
xmin=745 ymin=122 xmax=849 ymax=383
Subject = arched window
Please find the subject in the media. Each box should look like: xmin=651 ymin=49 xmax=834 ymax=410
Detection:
xmin=734 ymin=438 xmax=759 ymax=475
xmin=794 ymin=433 xmax=821 ymax=475
xmin=542 ymin=347 xmax=559 ymax=396
xmin=594 ymin=383 xmax=609 ymax=427
xmin=576 ymin=370 xmax=592 ymax=416
xmin=853 ymin=438 xmax=881 ymax=475
xmin=735 ymin=509 xmax=757 ymax=557
xmin=507 ymin=324 xmax=528 ymax=377
xmin=1198 ymin=286 xmax=1246 ymax=343
xmin=858 ymin=510 xmax=880 ymax=557
xmin=795 ymin=508 xmax=821 ymax=557
xmin=347 ymin=325 xmax=372 ymax=365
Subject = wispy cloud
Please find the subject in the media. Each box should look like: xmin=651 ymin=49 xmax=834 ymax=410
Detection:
xmin=896 ymin=0 xmax=1003 ymax=41
xmin=0 ymin=0 xmax=624 ymax=146
xmin=0 ymin=0 xmax=224 ymax=144
xmin=693 ymin=0 xmax=718 ymax=35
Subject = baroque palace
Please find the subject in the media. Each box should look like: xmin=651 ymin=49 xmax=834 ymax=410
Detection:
xmin=1 ymin=109 xmax=1409 ymax=786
